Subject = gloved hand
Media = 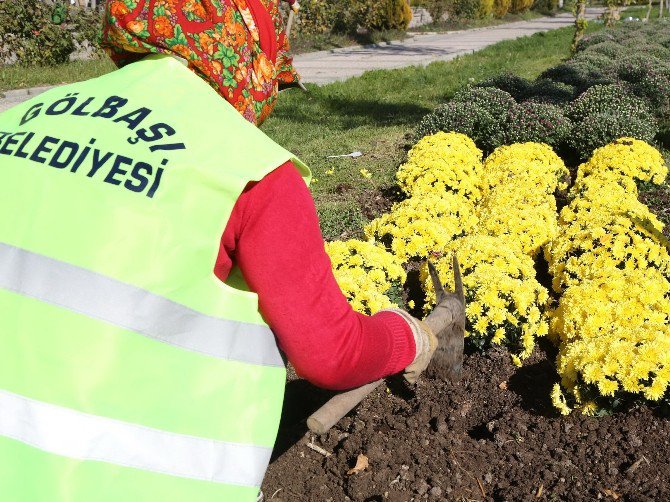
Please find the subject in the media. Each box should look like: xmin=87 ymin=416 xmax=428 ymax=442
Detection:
xmin=381 ymin=256 xmax=465 ymax=385
xmin=381 ymin=309 xmax=438 ymax=385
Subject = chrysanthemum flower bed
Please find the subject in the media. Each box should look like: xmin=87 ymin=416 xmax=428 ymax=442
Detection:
xmin=546 ymin=138 xmax=670 ymax=414
xmin=325 ymin=130 xmax=670 ymax=415
xmin=324 ymin=239 xmax=405 ymax=315
xmin=327 ymin=132 xmax=567 ymax=364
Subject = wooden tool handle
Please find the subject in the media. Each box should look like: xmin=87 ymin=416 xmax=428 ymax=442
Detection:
xmin=306 ymin=379 xmax=384 ymax=435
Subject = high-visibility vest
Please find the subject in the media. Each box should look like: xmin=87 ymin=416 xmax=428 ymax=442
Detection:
xmin=0 ymin=54 xmax=310 ymax=501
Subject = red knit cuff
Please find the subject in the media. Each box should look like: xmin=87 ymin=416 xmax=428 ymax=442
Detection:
xmin=373 ymin=310 xmax=416 ymax=376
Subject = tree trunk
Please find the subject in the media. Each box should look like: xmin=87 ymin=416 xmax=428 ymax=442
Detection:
xmin=571 ymin=0 xmax=587 ymax=53
xmin=645 ymin=0 xmax=653 ymax=21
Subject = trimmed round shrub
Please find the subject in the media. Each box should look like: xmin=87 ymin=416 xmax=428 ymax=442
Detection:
xmin=414 ymin=101 xmax=503 ymax=151
xmin=540 ymin=60 xmax=614 ymax=93
xmin=505 ymin=102 xmax=572 ymax=147
xmin=569 ymin=112 xmax=659 ymax=161
xmin=616 ymin=53 xmax=670 ymax=82
xmin=415 ymin=89 xmax=516 ymax=152
xmin=568 ymin=84 xmax=650 ymax=121
xmin=477 ymin=73 xmax=532 ymax=101
xmin=626 ymin=74 xmax=670 ymax=121
xmin=452 ymin=86 xmax=517 ymax=117
xmin=574 ymin=31 xmax=618 ymax=52
xmin=584 ymin=41 xmax=625 ymax=59
xmin=415 ymin=102 xmax=477 ymax=140
xmin=638 ymin=44 xmax=670 ymax=61
xmin=527 ymin=79 xmax=576 ymax=105
xmin=492 ymin=0 xmax=511 ymax=17
xmin=567 ymin=85 xmax=658 ymax=159
xmin=570 ymin=51 xmax=616 ymax=72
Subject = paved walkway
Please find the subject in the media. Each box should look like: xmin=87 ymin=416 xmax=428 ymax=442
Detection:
xmin=0 ymin=9 xmax=602 ymax=112
xmin=294 ymin=9 xmax=603 ymax=85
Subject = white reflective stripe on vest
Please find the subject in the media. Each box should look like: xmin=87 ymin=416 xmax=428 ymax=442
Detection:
xmin=0 ymin=389 xmax=271 ymax=487
xmin=0 ymin=241 xmax=283 ymax=367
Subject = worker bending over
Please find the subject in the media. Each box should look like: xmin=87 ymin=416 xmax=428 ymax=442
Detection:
xmin=0 ymin=0 xmax=458 ymax=500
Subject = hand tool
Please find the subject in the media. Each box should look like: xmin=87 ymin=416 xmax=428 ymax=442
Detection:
xmin=307 ymin=255 xmax=465 ymax=435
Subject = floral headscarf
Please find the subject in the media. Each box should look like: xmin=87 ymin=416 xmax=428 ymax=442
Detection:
xmin=102 ymin=0 xmax=300 ymax=125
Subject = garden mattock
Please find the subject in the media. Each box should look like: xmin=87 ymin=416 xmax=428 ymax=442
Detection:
xmin=307 ymin=255 xmax=466 ymax=435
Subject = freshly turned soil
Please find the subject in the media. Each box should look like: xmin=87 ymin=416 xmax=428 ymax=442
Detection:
xmin=263 ymin=343 xmax=670 ymax=501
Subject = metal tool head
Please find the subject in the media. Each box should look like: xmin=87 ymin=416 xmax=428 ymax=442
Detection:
xmin=425 ymin=254 xmax=465 ymax=382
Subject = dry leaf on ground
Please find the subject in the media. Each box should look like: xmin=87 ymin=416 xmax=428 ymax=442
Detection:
xmin=347 ymin=454 xmax=369 ymax=475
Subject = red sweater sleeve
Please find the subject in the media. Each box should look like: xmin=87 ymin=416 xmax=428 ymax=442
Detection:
xmin=214 ymin=162 xmax=416 ymax=390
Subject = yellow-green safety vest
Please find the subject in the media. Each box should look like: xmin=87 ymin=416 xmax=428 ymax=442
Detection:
xmin=0 ymin=54 xmax=310 ymax=501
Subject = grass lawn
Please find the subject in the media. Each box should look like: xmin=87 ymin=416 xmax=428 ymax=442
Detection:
xmin=0 ymin=58 xmax=115 ymax=95
xmin=262 ymin=23 xmax=605 ymax=239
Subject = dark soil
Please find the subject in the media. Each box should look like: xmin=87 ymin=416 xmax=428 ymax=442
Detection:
xmin=263 ymin=343 xmax=670 ymax=501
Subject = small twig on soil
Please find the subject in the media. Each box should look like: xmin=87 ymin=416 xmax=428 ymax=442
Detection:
xmin=270 ymin=489 xmax=282 ymax=499
xmin=536 ymin=484 xmax=544 ymax=498
xmin=389 ymin=475 xmax=401 ymax=486
xmin=625 ymin=455 xmax=650 ymax=474
xmin=451 ymin=455 xmax=484 ymax=499
xmin=476 ymin=478 xmax=486 ymax=497
xmin=305 ymin=437 xmax=332 ymax=457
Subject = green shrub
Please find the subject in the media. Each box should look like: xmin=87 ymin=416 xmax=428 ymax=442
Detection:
xmin=567 ymin=85 xmax=659 ymax=159
xmin=539 ymin=59 xmax=613 ymax=93
xmin=615 ymin=54 xmax=670 ymax=82
xmin=415 ymin=101 xmax=508 ymax=152
xmin=626 ymin=74 xmax=670 ymax=122
xmin=584 ymin=41 xmax=625 ymax=59
xmin=415 ymin=87 xmax=515 ymax=152
xmin=574 ymin=31 xmax=618 ymax=52
xmin=0 ymin=0 xmax=70 ymax=65
xmin=569 ymin=51 xmax=615 ymax=72
xmin=509 ymin=0 xmax=533 ymax=14
xmin=533 ymin=0 xmax=558 ymax=14
xmin=0 ymin=2 xmax=102 ymax=66
xmin=505 ymin=102 xmax=572 ymax=147
xmin=569 ymin=112 xmax=659 ymax=160
xmin=492 ymin=0 xmax=511 ymax=17
xmin=19 ymin=22 xmax=75 ymax=66
xmin=294 ymin=0 xmax=337 ymax=35
xmin=414 ymin=102 xmax=477 ymax=140
xmin=477 ymin=73 xmax=532 ymax=101
xmin=449 ymin=0 xmax=481 ymax=19
xmin=527 ymin=79 xmax=576 ymax=105
xmin=478 ymin=0 xmax=495 ymax=18
xmin=453 ymin=86 xmax=517 ymax=117
xmin=638 ymin=44 xmax=670 ymax=61
xmin=423 ymin=0 xmax=449 ymax=22
xmin=335 ymin=0 xmax=412 ymax=32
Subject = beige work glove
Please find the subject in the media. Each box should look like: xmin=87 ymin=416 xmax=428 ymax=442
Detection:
xmin=381 ymin=256 xmax=465 ymax=385
xmin=381 ymin=309 xmax=438 ymax=385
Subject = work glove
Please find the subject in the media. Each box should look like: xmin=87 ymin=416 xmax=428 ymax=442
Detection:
xmin=381 ymin=255 xmax=465 ymax=385
xmin=381 ymin=309 xmax=438 ymax=385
